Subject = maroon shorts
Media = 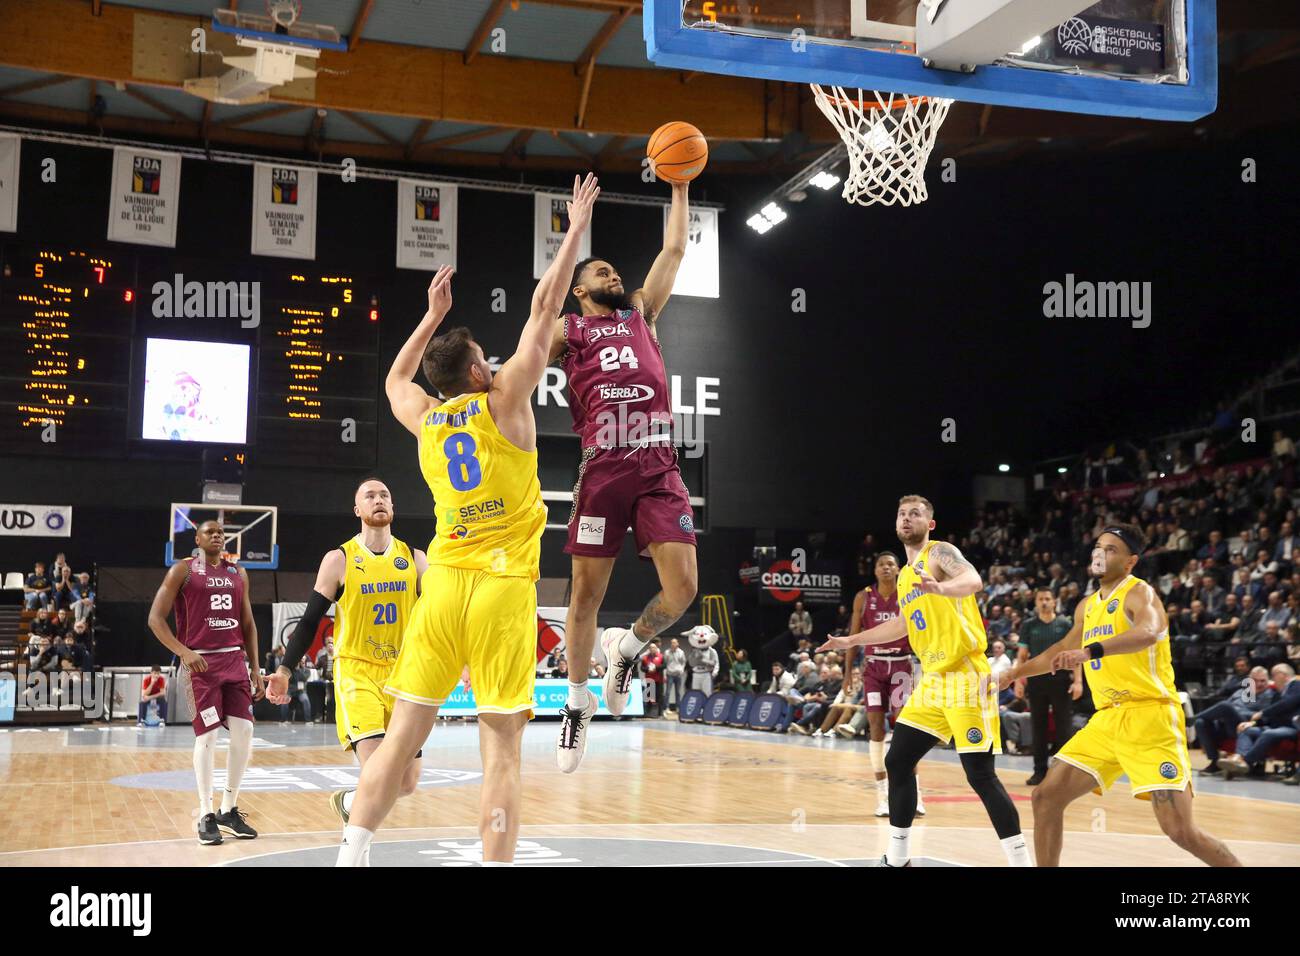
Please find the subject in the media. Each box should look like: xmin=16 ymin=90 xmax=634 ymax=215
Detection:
xmin=565 ymin=443 xmax=696 ymax=559
xmin=861 ymin=657 xmax=915 ymax=715
xmin=181 ymin=648 xmax=253 ymax=736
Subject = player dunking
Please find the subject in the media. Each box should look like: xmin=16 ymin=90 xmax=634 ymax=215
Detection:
xmin=265 ymin=479 xmax=429 ymax=842
xmin=1002 ymin=524 xmax=1241 ymax=866
xmin=549 ymin=178 xmax=696 ymax=771
xmin=147 ymin=520 xmax=263 ymax=845
xmin=821 ymin=496 xmax=1028 ymax=867
xmin=337 ymin=174 xmax=600 ymax=866
xmin=842 ymin=552 xmax=925 ymax=819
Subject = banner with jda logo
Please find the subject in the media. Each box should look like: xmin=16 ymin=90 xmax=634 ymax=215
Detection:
xmin=533 ymin=191 xmax=591 ymax=280
xmin=251 ymin=163 xmax=317 ymax=260
xmin=0 ymin=134 xmax=18 ymax=234
xmin=0 ymin=503 xmax=72 ymax=537
xmin=438 ymin=678 xmax=643 ymax=717
xmin=397 ymin=179 xmax=458 ymax=271
xmin=665 ymin=206 xmax=719 ymax=298
xmin=108 ymin=147 xmax=181 ymax=247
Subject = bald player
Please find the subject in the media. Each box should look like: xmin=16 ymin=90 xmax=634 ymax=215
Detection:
xmin=266 ymin=479 xmax=428 ymax=848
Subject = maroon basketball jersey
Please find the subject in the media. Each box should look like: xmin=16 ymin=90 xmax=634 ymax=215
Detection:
xmin=859 ymin=586 xmax=908 ymax=657
xmin=174 ymin=555 xmax=245 ymax=652
xmin=562 ymin=307 xmax=673 ymax=448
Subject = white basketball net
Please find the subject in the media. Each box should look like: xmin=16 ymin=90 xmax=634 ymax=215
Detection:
xmin=810 ymin=84 xmax=954 ymax=207
xmin=266 ymin=0 xmax=302 ymax=28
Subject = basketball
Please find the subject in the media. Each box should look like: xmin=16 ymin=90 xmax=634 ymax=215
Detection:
xmin=647 ymin=121 xmax=709 ymax=183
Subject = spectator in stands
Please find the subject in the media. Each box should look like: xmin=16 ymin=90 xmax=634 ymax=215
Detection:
xmin=1273 ymin=429 xmax=1296 ymax=461
xmin=29 ymin=608 xmax=53 ymax=639
xmin=314 ymin=635 xmax=336 ymax=680
xmin=1196 ymin=666 xmax=1275 ymax=776
xmin=264 ymin=644 xmax=287 ymax=675
xmin=1268 ymin=486 xmax=1292 ymax=530
xmin=49 ymin=564 xmax=74 ymax=611
xmin=1195 ymin=573 xmax=1227 ymax=614
xmin=1198 ymin=530 xmax=1228 ymax=564
xmin=1204 ymin=593 xmax=1241 ymax=642
xmin=811 ymin=681 xmax=863 ymax=737
xmin=69 ymin=620 xmax=92 ymax=668
xmin=1222 ymin=663 xmax=1300 ymax=780
xmin=276 ymin=660 xmax=314 ymax=723
xmin=589 ymin=659 xmax=605 ymax=680
xmin=786 ymin=638 xmax=813 ymax=670
xmin=1237 ymin=593 xmax=1264 ymax=641
xmin=1164 ymin=518 xmax=1192 ymax=554
xmin=138 ymin=666 xmax=168 ymax=725
xmin=1176 ymin=600 xmax=1211 ymax=642
xmin=1250 ymin=549 xmax=1280 ymax=585
xmin=1261 ymin=591 xmax=1294 ymax=632
xmin=27 ymin=635 xmax=49 ymax=670
xmin=789 ymin=665 xmax=842 ymax=735
xmin=70 ymin=573 xmax=96 ymax=624
xmin=1274 ymin=522 xmax=1299 ymax=569
xmin=640 ymin=642 xmax=663 ymax=716
xmin=49 ymin=609 xmax=71 ymax=641
xmin=986 ymin=605 xmax=1012 ymax=639
xmin=23 ymin=562 xmax=51 ymax=610
xmin=662 ymin=637 xmax=687 ymax=713
xmin=788 ymin=602 xmax=813 ymax=642
xmin=1000 ymin=682 xmax=1033 ymax=755
xmin=730 ymin=648 xmax=755 ymax=693
xmin=765 ymin=662 xmax=798 ymax=732
xmin=833 ymin=605 xmax=852 ymax=636
xmin=793 ymin=659 xmax=820 ymax=696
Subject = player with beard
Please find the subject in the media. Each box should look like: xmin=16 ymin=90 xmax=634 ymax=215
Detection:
xmin=265 ymin=479 xmax=428 ymax=851
xmin=546 ymin=179 xmax=696 ymax=772
xmin=1002 ymin=524 xmax=1241 ymax=866
xmin=842 ymin=552 xmax=925 ymax=818
xmin=148 ymin=520 xmax=263 ymax=845
xmin=821 ymin=496 xmax=1028 ymax=867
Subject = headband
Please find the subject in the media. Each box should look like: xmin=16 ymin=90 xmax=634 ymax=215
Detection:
xmin=1097 ymin=526 xmax=1144 ymax=557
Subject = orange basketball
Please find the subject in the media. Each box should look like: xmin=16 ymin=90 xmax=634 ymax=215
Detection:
xmin=647 ymin=121 xmax=709 ymax=183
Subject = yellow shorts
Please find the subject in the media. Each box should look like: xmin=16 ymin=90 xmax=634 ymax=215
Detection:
xmin=386 ymin=565 xmax=537 ymax=718
xmin=333 ymin=656 xmax=395 ymax=750
xmin=1055 ymin=699 xmax=1191 ymax=800
xmin=896 ymin=670 xmax=1001 ymax=754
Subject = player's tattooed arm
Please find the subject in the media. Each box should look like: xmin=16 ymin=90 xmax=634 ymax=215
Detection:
xmin=923 ymin=541 xmax=983 ymax=597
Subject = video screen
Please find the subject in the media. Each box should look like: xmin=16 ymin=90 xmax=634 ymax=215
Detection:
xmin=141 ymin=338 xmax=251 ymax=444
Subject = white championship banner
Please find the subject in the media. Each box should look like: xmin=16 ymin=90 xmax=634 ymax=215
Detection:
xmin=270 ymin=601 xmax=335 ymax=656
xmin=533 ymin=191 xmax=590 ymax=280
xmin=0 ymin=134 xmax=18 ymax=233
xmin=107 ymin=147 xmax=181 ymax=248
xmin=251 ymin=163 xmax=317 ymax=260
xmin=396 ymin=179 xmax=458 ymax=271
xmin=0 ymin=504 xmax=72 ymax=537
xmin=666 ymin=206 xmax=719 ymax=298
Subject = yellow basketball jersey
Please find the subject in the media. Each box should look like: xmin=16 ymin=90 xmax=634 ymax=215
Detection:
xmin=897 ymin=541 xmax=990 ymax=676
xmin=418 ymin=392 xmax=546 ymax=580
xmin=1081 ymin=574 xmax=1177 ymax=709
xmin=334 ymin=536 xmax=419 ymax=664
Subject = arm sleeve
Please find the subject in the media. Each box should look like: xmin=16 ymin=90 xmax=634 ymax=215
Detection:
xmin=282 ymin=589 xmax=336 ymax=672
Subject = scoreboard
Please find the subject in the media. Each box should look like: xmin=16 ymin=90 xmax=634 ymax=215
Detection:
xmin=0 ymin=243 xmax=381 ymax=468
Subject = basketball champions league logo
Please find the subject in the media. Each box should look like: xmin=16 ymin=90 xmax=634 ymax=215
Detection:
xmin=1057 ymin=18 xmax=1096 ymax=57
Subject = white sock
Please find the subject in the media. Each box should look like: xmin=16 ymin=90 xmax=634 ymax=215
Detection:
xmin=336 ymin=825 xmax=374 ymax=867
xmin=222 ymin=716 xmax=253 ymax=813
xmin=875 ymin=778 xmax=888 ymax=793
xmin=566 ymin=681 xmax=589 ymax=709
xmin=1001 ymin=833 xmax=1032 ymax=867
xmin=194 ymin=730 xmax=217 ymax=817
xmin=359 ymin=844 xmax=371 ymax=867
xmin=343 ymin=789 xmax=355 ymax=814
xmin=869 ymin=739 xmax=887 ymax=776
xmin=886 ymin=825 xmax=911 ymax=867
xmin=617 ymin=627 xmax=648 ymax=660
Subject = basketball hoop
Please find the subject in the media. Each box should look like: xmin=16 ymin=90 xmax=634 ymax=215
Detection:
xmin=810 ymin=84 xmax=953 ymax=207
xmin=266 ymin=0 xmax=302 ymax=29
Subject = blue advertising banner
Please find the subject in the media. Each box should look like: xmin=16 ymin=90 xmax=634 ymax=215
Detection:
xmin=678 ymin=689 xmax=707 ymax=722
xmin=702 ymin=691 xmax=734 ymax=725
xmin=727 ymin=692 xmax=755 ymax=726
xmin=0 ymin=673 xmax=14 ymax=723
xmin=435 ymin=678 xmax=644 ymax=718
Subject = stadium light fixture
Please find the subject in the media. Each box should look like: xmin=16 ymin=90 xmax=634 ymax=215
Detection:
xmin=998 ymin=464 xmax=1011 ymax=473
xmin=746 ymin=143 xmax=846 ymax=235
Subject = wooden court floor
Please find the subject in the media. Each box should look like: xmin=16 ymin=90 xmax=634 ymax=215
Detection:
xmin=1 ymin=719 xmax=1297 ymax=867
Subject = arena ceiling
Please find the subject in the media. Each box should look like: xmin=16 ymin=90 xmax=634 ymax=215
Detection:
xmin=0 ymin=0 xmax=1297 ymax=174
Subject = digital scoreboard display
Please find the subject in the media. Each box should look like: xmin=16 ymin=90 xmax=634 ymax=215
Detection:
xmin=0 ymin=244 xmax=134 ymax=455
xmin=0 ymin=244 xmax=381 ymax=468
xmin=255 ymin=271 xmax=380 ymax=467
